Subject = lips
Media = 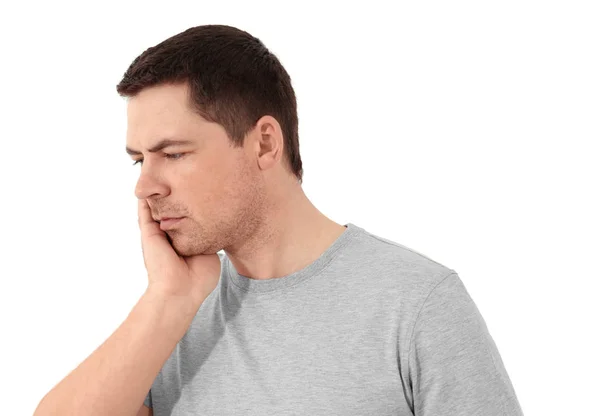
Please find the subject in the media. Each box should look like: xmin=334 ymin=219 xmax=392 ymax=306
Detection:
xmin=153 ymin=214 xmax=183 ymax=221
xmin=159 ymin=217 xmax=184 ymax=231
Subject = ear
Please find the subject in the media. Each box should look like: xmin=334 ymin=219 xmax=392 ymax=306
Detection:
xmin=253 ymin=115 xmax=284 ymax=172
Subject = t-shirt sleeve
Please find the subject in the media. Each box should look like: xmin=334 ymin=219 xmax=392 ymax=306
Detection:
xmin=143 ymin=389 xmax=152 ymax=409
xmin=407 ymin=272 xmax=524 ymax=415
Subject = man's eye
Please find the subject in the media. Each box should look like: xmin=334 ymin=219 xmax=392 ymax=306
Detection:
xmin=132 ymin=153 xmax=184 ymax=166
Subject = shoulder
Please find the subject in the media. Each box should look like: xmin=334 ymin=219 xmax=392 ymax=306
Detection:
xmin=348 ymin=223 xmax=455 ymax=289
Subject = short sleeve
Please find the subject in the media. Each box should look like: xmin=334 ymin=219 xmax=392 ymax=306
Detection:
xmin=143 ymin=389 xmax=152 ymax=409
xmin=407 ymin=272 xmax=524 ymax=415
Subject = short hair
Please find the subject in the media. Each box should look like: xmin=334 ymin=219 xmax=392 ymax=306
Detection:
xmin=116 ymin=24 xmax=303 ymax=183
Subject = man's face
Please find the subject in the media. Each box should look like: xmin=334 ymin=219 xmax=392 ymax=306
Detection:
xmin=125 ymin=82 xmax=267 ymax=256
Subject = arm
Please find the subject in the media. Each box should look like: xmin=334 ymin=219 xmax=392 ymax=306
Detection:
xmin=406 ymin=272 xmax=524 ymax=415
xmin=34 ymin=289 xmax=202 ymax=416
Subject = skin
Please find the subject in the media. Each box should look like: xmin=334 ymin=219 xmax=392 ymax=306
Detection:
xmin=126 ymin=81 xmax=347 ymax=280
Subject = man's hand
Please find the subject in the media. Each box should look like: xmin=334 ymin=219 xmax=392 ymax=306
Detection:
xmin=137 ymin=199 xmax=220 ymax=305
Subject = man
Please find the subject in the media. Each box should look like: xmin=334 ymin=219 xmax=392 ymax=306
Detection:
xmin=34 ymin=25 xmax=523 ymax=416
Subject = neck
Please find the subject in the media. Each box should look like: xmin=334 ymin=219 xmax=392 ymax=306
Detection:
xmin=223 ymin=183 xmax=346 ymax=280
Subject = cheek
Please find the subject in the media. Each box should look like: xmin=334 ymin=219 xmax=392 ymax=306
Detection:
xmin=184 ymin=168 xmax=228 ymax=206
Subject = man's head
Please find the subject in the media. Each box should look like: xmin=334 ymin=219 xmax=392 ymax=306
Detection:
xmin=117 ymin=25 xmax=303 ymax=256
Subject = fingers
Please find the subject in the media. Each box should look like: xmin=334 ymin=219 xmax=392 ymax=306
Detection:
xmin=137 ymin=199 xmax=177 ymax=276
xmin=138 ymin=199 xmax=159 ymax=242
xmin=137 ymin=198 xmax=156 ymax=233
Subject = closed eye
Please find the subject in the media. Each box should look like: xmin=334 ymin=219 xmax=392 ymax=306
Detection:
xmin=132 ymin=153 xmax=185 ymax=166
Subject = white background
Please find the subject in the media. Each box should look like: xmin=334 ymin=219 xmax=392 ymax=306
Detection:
xmin=1 ymin=1 xmax=598 ymax=415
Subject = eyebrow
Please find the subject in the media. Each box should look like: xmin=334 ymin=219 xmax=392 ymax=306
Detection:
xmin=126 ymin=139 xmax=195 ymax=156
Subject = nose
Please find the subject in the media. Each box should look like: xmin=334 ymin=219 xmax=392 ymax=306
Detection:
xmin=134 ymin=166 xmax=170 ymax=200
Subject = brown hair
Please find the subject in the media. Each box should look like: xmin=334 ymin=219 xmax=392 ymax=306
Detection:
xmin=116 ymin=24 xmax=303 ymax=183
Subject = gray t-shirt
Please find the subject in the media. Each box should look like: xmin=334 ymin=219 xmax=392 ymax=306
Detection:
xmin=143 ymin=223 xmax=523 ymax=415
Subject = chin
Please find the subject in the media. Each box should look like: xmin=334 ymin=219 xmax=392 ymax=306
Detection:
xmin=168 ymin=233 xmax=219 ymax=257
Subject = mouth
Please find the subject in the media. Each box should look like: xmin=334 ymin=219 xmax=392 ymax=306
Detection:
xmin=159 ymin=217 xmax=185 ymax=231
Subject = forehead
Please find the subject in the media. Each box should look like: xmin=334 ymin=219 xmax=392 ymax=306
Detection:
xmin=125 ymin=83 xmax=210 ymax=149
xmin=127 ymin=83 xmax=194 ymax=129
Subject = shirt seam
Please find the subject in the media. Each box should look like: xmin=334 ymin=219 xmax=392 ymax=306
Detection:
xmin=404 ymin=271 xmax=511 ymax=416
xmin=405 ymin=271 xmax=457 ymax=370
